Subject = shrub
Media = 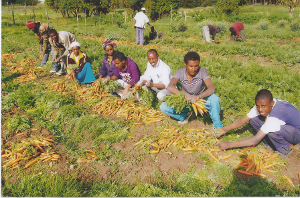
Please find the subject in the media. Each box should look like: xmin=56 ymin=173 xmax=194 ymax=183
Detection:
xmin=216 ymin=0 xmax=240 ymax=15
xmin=215 ymin=21 xmax=228 ymax=35
xmin=290 ymin=19 xmax=300 ymax=32
xmin=257 ymin=19 xmax=269 ymax=30
xmin=277 ymin=20 xmax=288 ymax=28
xmin=178 ymin=23 xmax=188 ymax=32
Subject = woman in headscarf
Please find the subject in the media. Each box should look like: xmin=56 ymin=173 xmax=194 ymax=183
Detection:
xmin=98 ymin=40 xmax=118 ymax=80
xmin=68 ymin=42 xmax=96 ymax=86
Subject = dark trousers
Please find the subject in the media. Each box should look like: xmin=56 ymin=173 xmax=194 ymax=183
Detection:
xmin=250 ymin=116 xmax=300 ymax=154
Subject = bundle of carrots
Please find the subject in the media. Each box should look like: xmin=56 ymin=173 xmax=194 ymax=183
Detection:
xmin=235 ymin=148 xmax=284 ymax=178
xmin=1 ymin=136 xmax=60 ymax=169
xmin=93 ymin=98 xmax=165 ymax=124
xmin=192 ymin=99 xmax=208 ymax=116
xmin=77 ymin=150 xmax=98 ymax=163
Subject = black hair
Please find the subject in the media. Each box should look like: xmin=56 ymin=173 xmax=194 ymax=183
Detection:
xmin=217 ymin=28 xmax=220 ymax=31
xmin=113 ymin=51 xmax=127 ymax=61
xmin=184 ymin=51 xmax=200 ymax=64
xmin=255 ymin=89 xmax=273 ymax=102
xmin=151 ymin=26 xmax=155 ymax=31
xmin=48 ymin=29 xmax=58 ymax=35
xmin=229 ymin=27 xmax=235 ymax=33
xmin=147 ymin=49 xmax=158 ymax=56
xmin=33 ymin=22 xmax=40 ymax=34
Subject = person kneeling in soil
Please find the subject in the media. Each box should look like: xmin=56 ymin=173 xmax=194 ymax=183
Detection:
xmin=67 ymin=42 xmax=96 ymax=87
xmin=48 ymin=29 xmax=77 ymax=75
xmin=137 ymin=49 xmax=172 ymax=101
xmin=217 ymin=89 xmax=300 ymax=156
xmin=98 ymin=40 xmax=118 ymax=80
xmin=110 ymin=51 xmax=141 ymax=99
xmin=202 ymin=24 xmax=220 ymax=43
xmin=160 ymin=51 xmax=223 ymax=128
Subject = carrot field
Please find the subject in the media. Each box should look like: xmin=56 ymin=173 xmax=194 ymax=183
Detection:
xmin=1 ymin=3 xmax=300 ymax=197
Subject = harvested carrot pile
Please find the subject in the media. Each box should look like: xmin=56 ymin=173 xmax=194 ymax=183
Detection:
xmin=6 ymin=58 xmax=40 ymax=83
xmin=134 ymin=127 xmax=233 ymax=161
xmin=235 ymin=148 xmax=285 ymax=178
xmin=1 ymin=54 xmax=16 ymax=61
xmin=77 ymin=150 xmax=98 ymax=163
xmin=1 ymin=136 xmax=60 ymax=169
xmin=93 ymin=98 xmax=165 ymax=123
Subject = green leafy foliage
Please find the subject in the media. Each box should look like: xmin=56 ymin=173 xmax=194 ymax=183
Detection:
xmin=102 ymin=80 xmax=120 ymax=93
xmin=257 ymin=19 xmax=270 ymax=30
xmin=290 ymin=19 xmax=300 ymax=31
xmin=4 ymin=115 xmax=31 ymax=132
xmin=137 ymin=87 xmax=156 ymax=107
xmin=216 ymin=0 xmax=240 ymax=15
xmin=165 ymin=92 xmax=192 ymax=114
xmin=277 ymin=19 xmax=288 ymax=28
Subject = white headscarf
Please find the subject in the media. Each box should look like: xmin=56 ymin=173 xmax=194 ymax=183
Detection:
xmin=70 ymin=41 xmax=81 ymax=49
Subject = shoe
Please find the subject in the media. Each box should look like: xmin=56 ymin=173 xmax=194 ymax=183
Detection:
xmin=281 ymin=148 xmax=293 ymax=157
xmin=56 ymin=70 xmax=66 ymax=76
xmin=50 ymin=69 xmax=57 ymax=73
xmin=37 ymin=66 xmax=43 ymax=69
xmin=86 ymin=84 xmax=91 ymax=88
xmin=178 ymin=111 xmax=192 ymax=125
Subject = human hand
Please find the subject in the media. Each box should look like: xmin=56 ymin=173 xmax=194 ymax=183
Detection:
xmin=216 ymin=142 xmax=230 ymax=151
xmin=185 ymin=93 xmax=192 ymax=102
xmin=122 ymin=88 xmax=129 ymax=99
xmin=215 ymin=128 xmax=226 ymax=139
xmin=190 ymin=95 xmax=200 ymax=104
xmin=145 ymin=81 xmax=153 ymax=87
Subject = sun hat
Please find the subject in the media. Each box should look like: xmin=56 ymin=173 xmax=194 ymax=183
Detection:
xmin=141 ymin=7 xmax=146 ymax=11
xmin=102 ymin=39 xmax=117 ymax=49
xmin=27 ymin=21 xmax=35 ymax=29
xmin=70 ymin=41 xmax=81 ymax=48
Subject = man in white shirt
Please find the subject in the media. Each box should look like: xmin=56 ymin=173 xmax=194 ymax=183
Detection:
xmin=138 ymin=49 xmax=172 ymax=101
xmin=134 ymin=7 xmax=152 ymax=45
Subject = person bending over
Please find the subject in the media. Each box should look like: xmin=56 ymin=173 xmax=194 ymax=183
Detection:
xmin=217 ymin=89 xmax=300 ymax=156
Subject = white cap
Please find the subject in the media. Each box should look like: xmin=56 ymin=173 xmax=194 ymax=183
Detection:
xmin=70 ymin=41 xmax=80 ymax=48
xmin=141 ymin=7 xmax=146 ymax=11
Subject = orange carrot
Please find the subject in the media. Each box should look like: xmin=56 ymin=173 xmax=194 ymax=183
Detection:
xmin=252 ymin=172 xmax=266 ymax=178
xmin=283 ymin=175 xmax=294 ymax=186
xmin=246 ymin=162 xmax=255 ymax=172
xmin=238 ymin=170 xmax=252 ymax=176
xmin=25 ymin=158 xmax=39 ymax=168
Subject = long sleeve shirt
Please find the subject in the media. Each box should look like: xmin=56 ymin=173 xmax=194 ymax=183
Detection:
xmin=142 ymin=59 xmax=172 ymax=88
xmin=35 ymin=22 xmax=53 ymax=44
xmin=67 ymin=51 xmax=90 ymax=73
xmin=99 ymin=50 xmax=119 ymax=77
xmin=113 ymin=57 xmax=141 ymax=86
xmin=49 ymin=31 xmax=77 ymax=57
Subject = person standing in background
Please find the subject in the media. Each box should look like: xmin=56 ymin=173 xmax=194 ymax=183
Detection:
xmin=134 ymin=7 xmax=152 ymax=45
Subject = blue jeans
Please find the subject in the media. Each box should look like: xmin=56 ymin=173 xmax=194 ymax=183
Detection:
xmin=75 ymin=62 xmax=96 ymax=84
xmin=40 ymin=44 xmax=58 ymax=69
xmin=160 ymin=93 xmax=223 ymax=129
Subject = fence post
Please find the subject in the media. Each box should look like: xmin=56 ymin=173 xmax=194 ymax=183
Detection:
xmin=85 ymin=8 xmax=87 ymax=27
xmin=32 ymin=4 xmax=36 ymax=22
xmin=125 ymin=11 xmax=127 ymax=24
xmin=170 ymin=4 xmax=172 ymax=23
xmin=111 ymin=13 xmax=113 ymax=25
xmin=11 ymin=3 xmax=15 ymax=25
xmin=7 ymin=2 xmax=9 ymax=27
xmin=25 ymin=3 xmax=27 ymax=24
xmin=159 ymin=7 xmax=161 ymax=20
xmin=77 ymin=8 xmax=79 ymax=28
xmin=184 ymin=11 xmax=186 ymax=23
xmin=46 ymin=9 xmax=49 ymax=26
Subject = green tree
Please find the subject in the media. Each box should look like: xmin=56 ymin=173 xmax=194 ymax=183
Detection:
xmin=143 ymin=0 xmax=180 ymax=20
xmin=283 ymin=0 xmax=300 ymax=17
xmin=216 ymin=0 xmax=240 ymax=15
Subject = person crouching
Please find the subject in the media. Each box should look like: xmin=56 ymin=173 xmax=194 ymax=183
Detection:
xmin=68 ymin=42 xmax=96 ymax=86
